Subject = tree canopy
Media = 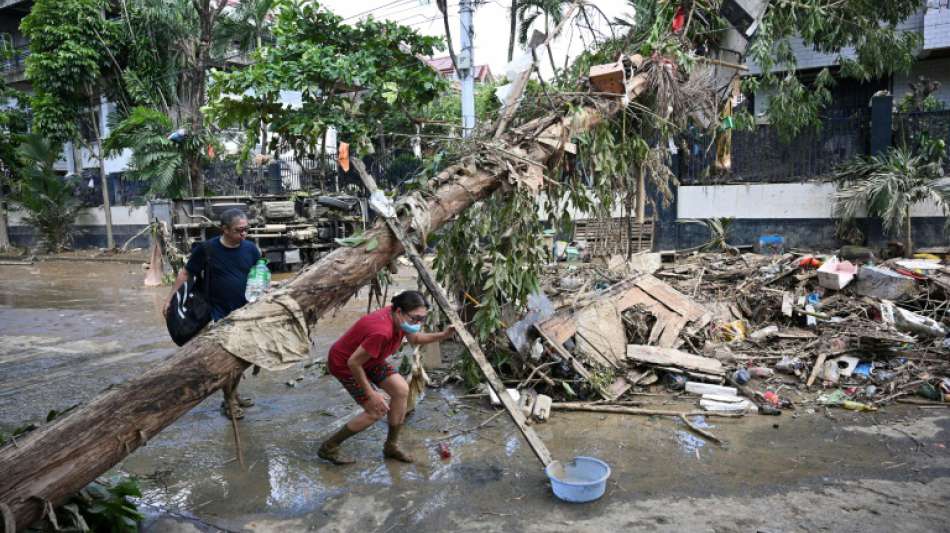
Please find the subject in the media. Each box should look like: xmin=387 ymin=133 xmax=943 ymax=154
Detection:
xmin=207 ymin=0 xmax=448 ymax=157
xmin=21 ymin=0 xmax=116 ymax=145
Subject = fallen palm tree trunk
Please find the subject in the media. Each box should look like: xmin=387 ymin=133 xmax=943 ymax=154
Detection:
xmin=0 ymin=74 xmax=647 ymax=530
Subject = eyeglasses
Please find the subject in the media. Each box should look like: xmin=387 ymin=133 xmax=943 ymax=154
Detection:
xmin=232 ymin=226 xmax=249 ymax=234
xmin=405 ymin=313 xmax=427 ymax=324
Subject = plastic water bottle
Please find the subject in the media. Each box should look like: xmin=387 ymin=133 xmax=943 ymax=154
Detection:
xmin=245 ymin=259 xmax=270 ymax=303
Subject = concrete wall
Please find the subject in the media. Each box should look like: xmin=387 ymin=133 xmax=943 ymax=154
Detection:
xmin=653 ymin=182 xmax=949 ymax=251
xmin=924 ymin=1 xmax=950 ymax=50
xmin=7 ymin=206 xmax=151 ymax=250
xmin=677 ymin=183 xmax=946 ymax=219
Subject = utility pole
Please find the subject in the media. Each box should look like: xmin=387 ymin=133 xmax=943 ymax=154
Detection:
xmin=459 ymin=0 xmax=475 ymax=137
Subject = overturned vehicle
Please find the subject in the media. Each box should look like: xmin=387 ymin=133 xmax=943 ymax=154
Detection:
xmin=165 ymin=192 xmax=365 ymax=269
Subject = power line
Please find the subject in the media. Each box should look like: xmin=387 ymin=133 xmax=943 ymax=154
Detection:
xmin=342 ymin=0 xmax=418 ymax=21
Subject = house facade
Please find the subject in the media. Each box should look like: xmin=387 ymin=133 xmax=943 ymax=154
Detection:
xmin=654 ymin=2 xmax=950 ymax=252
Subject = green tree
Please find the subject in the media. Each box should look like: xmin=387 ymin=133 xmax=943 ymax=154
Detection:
xmin=0 ymin=35 xmax=30 ymax=250
xmin=21 ymin=0 xmax=119 ymax=248
xmin=12 ymin=134 xmax=83 ymax=252
xmin=111 ymin=0 xmax=232 ymax=197
xmin=745 ymin=0 xmax=923 ymax=137
xmin=834 ymin=147 xmax=950 ymax=257
xmin=207 ymin=0 xmax=447 ymax=161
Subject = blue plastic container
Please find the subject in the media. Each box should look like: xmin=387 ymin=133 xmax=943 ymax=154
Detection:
xmin=757 ymin=234 xmax=785 ymax=255
xmin=545 ymin=456 xmax=611 ymax=503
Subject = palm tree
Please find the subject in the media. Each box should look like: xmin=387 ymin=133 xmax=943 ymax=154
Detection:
xmin=13 ymin=134 xmax=82 ymax=252
xmin=516 ymin=0 xmax=571 ymax=76
xmin=213 ymin=0 xmax=276 ymax=57
xmin=834 ymin=147 xmax=950 ymax=257
xmin=508 ymin=0 xmax=519 ymax=62
xmin=103 ymin=106 xmax=190 ymax=198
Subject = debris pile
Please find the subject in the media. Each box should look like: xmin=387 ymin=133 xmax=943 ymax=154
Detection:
xmin=488 ymin=248 xmax=949 ymax=425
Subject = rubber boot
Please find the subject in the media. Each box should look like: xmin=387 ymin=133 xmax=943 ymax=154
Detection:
xmin=318 ymin=425 xmax=358 ymax=465
xmin=383 ymin=424 xmax=414 ymax=463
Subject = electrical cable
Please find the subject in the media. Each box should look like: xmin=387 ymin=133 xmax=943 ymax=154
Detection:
xmin=342 ymin=0 xmax=418 ymax=21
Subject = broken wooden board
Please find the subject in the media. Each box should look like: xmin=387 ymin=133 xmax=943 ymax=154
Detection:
xmin=574 ymin=300 xmax=626 ymax=367
xmin=536 ymin=274 xmax=708 ymax=350
xmin=606 ymin=376 xmax=631 ymax=401
xmin=534 ymin=326 xmax=610 ymax=401
xmin=626 ymin=345 xmax=724 ymax=375
xmin=774 ymin=328 xmax=817 ymax=340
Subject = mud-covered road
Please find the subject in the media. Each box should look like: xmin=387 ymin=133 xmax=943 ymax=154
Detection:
xmin=1 ymin=260 xmax=948 ymax=532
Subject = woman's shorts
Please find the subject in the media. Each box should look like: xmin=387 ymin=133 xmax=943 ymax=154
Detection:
xmin=333 ymin=363 xmax=398 ymax=404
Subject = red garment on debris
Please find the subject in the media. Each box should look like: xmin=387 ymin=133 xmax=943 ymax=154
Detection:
xmin=328 ymin=306 xmax=404 ymax=378
xmin=672 ymin=6 xmax=686 ymax=33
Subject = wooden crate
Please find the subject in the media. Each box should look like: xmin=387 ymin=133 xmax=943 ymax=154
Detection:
xmin=574 ymin=216 xmax=655 ymax=257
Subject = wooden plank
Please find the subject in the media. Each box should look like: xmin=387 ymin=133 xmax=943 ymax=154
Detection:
xmin=574 ymin=300 xmax=626 ymax=368
xmin=535 ymin=313 xmax=577 ymax=345
xmin=656 ymin=315 xmax=688 ymax=348
xmin=353 ymin=159 xmax=553 ymax=466
xmin=647 ymin=311 xmax=673 ymax=346
xmin=538 ymin=274 xmax=703 ymax=349
xmin=634 ymin=275 xmax=706 ymax=321
xmin=493 ymin=2 xmax=581 ymax=138
xmin=626 ymin=345 xmax=724 ymax=375
xmin=605 ymin=376 xmax=631 ymax=401
xmin=806 ymin=352 xmax=828 ymax=387
xmin=534 ymin=326 xmax=611 ymax=401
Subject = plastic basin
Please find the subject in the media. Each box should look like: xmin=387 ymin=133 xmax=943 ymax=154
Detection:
xmin=545 ymin=456 xmax=611 ymax=503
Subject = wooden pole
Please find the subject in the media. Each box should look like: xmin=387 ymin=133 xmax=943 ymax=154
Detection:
xmin=0 ymin=76 xmax=647 ymax=530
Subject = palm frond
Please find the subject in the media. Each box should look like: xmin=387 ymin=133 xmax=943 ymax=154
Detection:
xmin=834 ymin=146 xmax=946 ymax=240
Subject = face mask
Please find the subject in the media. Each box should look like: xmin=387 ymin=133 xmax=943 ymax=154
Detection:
xmin=400 ymin=322 xmax=422 ymax=334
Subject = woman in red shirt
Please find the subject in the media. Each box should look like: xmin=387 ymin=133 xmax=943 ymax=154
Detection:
xmin=319 ymin=290 xmax=454 ymax=464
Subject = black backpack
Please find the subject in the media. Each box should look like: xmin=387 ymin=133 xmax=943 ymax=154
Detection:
xmin=165 ymin=242 xmax=214 ymax=346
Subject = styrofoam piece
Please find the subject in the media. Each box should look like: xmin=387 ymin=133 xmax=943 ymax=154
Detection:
xmin=818 ymin=256 xmax=857 ymax=290
xmin=532 ymin=394 xmax=553 ymax=421
xmin=685 ymin=382 xmax=738 ymax=396
xmin=702 ymin=393 xmax=746 ymax=403
xmin=749 ymin=325 xmax=778 ymax=340
xmin=700 ymin=399 xmax=752 ymax=412
xmin=881 ymin=300 xmax=948 ymax=337
xmin=819 ymin=355 xmax=860 ymax=384
xmin=488 ymin=387 xmax=521 ymax=406
xmin=894 ymin=259 xmax=941 ymax=270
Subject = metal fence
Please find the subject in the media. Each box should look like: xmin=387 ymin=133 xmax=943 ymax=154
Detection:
xmin=678 ymin=108 xmax=871 ymax=184
xmin=75 ymin=171 xmax=150 ymax=207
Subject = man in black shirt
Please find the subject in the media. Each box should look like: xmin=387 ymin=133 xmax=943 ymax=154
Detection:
xmin=164 ymin=208 xmax=262 ymax=417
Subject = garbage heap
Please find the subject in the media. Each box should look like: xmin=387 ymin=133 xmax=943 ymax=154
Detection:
xmin=495 ymin=249 xmax=949 ymax=422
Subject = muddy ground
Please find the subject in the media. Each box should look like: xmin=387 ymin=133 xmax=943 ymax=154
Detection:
xmin=1 ymin=260 xmax=948 ymax=532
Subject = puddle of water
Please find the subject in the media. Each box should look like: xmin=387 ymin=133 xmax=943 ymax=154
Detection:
xmin=505 ymin=435 xmax=520 ymax=457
